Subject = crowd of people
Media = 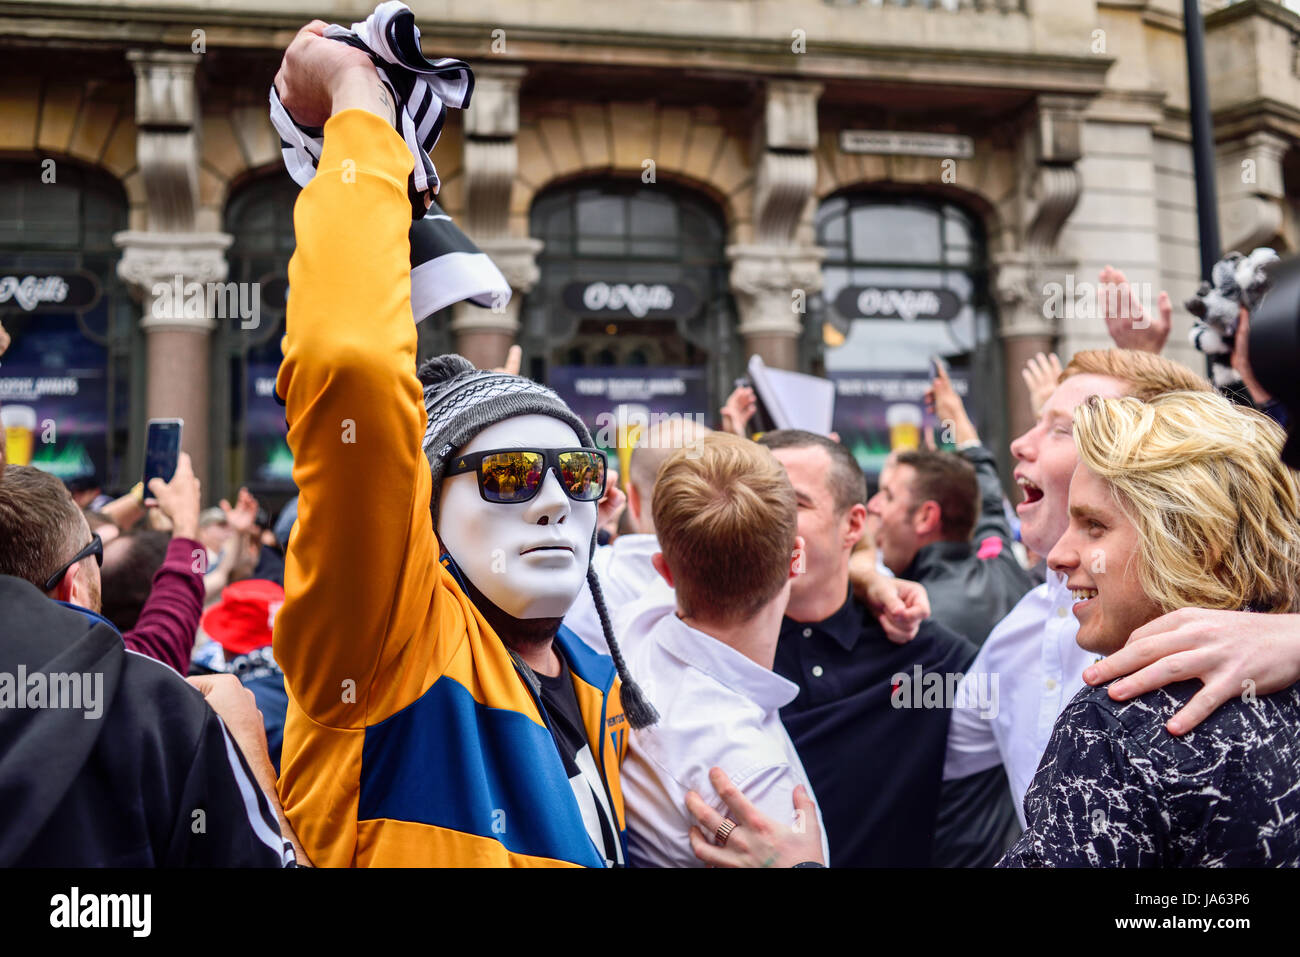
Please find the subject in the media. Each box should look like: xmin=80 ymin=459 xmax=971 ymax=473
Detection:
xmin=2 ymin=20 xmax=1299 ymax=869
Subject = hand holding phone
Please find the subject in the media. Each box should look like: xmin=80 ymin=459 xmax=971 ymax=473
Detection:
xmin=143 ymin=418 xmax=183 ymax=504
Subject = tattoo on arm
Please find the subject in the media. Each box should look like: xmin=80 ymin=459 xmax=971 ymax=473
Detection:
xmin=377 ymin=84 xmax=395 ymax=124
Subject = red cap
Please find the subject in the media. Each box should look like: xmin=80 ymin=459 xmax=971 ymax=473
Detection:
xmin=201 ymin=579 xmax=285 ymax=656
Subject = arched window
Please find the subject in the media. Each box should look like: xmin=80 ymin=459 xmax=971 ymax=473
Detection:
xmin=524 ymin=179 xmax=735 ymax=406
xmin=813 ymin=192 xmax=1000 ymax=474
xmin=0 ymin=160 xmax=132 ymax=486
xmin=220 ymin=174 xmax=299 ymax=502
xmin=817 ymin=193 xmax=990 ymax=368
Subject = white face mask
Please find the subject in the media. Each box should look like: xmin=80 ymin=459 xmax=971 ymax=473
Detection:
xmin=437 ymin=414 xmax=597 ymax=619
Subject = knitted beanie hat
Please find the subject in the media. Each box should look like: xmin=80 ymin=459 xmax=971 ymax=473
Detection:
xmin=417 ymin=354 xmax=657 ymax=729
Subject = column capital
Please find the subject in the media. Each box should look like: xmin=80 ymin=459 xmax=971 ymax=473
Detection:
xmin=991 ymin=251 xmax=1067 ymax=341
xmin=126 ymin=49 xmax=199 ymax=128
xmin=450 ymin=236 xmax=545 ymax=336
xmin=727 ymin=242 xmax=826 ymax=339
xmin=463 ymin=64 xmax=527 ymax=138
xmin=114 ymin=229 xmax=232 ymax=332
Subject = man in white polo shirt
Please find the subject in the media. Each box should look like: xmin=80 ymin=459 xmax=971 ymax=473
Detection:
xmin=618 ymin=432 xmax=829 ymax=867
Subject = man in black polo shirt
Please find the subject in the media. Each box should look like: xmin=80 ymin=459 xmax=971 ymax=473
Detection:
xmin=760 ymin=430 xmax=1016 ymax=866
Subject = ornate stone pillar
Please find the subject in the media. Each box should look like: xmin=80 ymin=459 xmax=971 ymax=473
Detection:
xmin=451 ymin=65 xmax=541 ymax=369
xmin=994 ymin=95 xmax=1085 ymax=444
xmin=115 ymin=233 xmax=233 ymax=491
xmin=727 ymin=80 xmax=825 ymax=370
xmin=450 ymin=236 xmax=543 ymax=370
xmin=114 ymin=50 xmax=230 ymax=494
xmin=1217 ymin=131 xmax=1288 ymax=254
xmin=728 ymin=246 xmax=826 ymax=370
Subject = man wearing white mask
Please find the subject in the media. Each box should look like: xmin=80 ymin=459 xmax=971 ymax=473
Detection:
xmin=271 ymin=21 xmax=654 ymax=868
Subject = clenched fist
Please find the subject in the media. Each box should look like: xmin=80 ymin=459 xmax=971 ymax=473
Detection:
xmin=273 ymin=20 xmax=384 ymax=127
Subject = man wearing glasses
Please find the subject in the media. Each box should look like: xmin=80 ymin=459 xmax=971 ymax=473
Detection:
xmin=272 ymin=23 xmax=654 ymax=868
xmin=0 ymin=461 xmax=296 ymax=866
xmin=0 ymin=456 xmax=205 ymax=676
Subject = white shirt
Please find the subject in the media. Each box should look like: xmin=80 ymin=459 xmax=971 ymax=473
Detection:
xmin=943 ymin=570 xmax=1102 ymax=827
xmin=564 ymin=533 xmax=670 ymax=654
xmin=618 ymin=597 xmax=831 ymax=868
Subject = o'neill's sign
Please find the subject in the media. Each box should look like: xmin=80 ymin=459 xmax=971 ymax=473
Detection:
xmin=0 ymin=271 xmax=101 ymax=314
xmin=563 ymin=281 xmax=699 ymax=320
xmin=833 ymin=285 xmax=962 ymax=322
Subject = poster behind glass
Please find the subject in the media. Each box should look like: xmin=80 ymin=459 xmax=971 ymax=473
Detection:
xmin=246 ymin=361 xmax=294 ymax=487
xmin=0 ymin=312 xmax=108 ymax=483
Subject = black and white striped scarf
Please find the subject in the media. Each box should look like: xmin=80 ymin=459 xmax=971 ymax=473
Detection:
xmin=268 ymin=1 xmax=510 ymax=321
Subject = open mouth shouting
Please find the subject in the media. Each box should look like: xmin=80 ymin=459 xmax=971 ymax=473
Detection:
xmin=1015 ymin=474 xmax=1045 ymax=512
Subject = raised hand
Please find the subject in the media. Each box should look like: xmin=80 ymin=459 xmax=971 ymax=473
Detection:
xmin=273 ymin=20 xmax=387 ymax=128
xmin=1098 ymin=265 xmax=1171 ymax=354
xmin=492 ymin=344 xmax=523 ymax=376
xmin=719 ymin=385 xmax=758 ymax=438
xmin=220 ymin=487 xmax=260 ymax=536
xmin=924 ymin=361 xmax=978 ymax=446
xmin=597 ymin=468 xmax=627 ymax=540
xmin=1020 ymin=351 xmax=1062 ymax=419
xmin=146 ymin=451 xmax=201 ymax=540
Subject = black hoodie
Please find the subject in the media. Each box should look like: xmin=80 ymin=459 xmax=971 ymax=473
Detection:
xmin=0 ymin=575 xmax=292 ymax=866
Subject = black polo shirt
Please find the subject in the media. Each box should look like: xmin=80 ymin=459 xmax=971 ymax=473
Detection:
xmin=776 ymin=589 xmax=977 ymax=867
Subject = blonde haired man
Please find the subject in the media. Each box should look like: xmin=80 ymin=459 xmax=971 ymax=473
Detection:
xmin=1002 ymin=391 xmax=1300 ymax=866
xmin=943 ymin=349 xmax=1216 ymax=824
xmin=563 ymin=417 xmax=710 ymax=651
xmin=619 ymin=432 xmax=830 ymax=867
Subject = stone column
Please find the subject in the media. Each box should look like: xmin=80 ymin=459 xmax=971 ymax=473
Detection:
xmin=451 ymin=65 xmax=541 ymax=369
xmin=115 ymin=49 xmax=229 ymax=494
xmin=728 ymin=245 xmax=826 ymax=370
xmin=992 ymin=252 xmax=1060 ymax=444
xmin=727 ymin=80 xmax=825 ymax=370
xmin=115 ymin=233 xmax=233 ymax=491
xmin=450 ymin=236 xmax=543 ymax=370
xmin=995 ymin=95 xmax=1086 ymax=444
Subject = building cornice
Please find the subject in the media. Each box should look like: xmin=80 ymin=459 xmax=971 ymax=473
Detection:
xmin=0 ymin=4 xmax=1114 ymax=97
xmin=1205 ymin=0 xmax=1300 ymax=33
xmin=1213 ymin=96 xmax=1300 ymax=145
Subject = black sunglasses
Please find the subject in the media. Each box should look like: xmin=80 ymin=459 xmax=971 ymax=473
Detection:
xmin=44 ymin=532 xmax=103 ymax=592
xmin=445 ymin=447 xmax=607 ymax=504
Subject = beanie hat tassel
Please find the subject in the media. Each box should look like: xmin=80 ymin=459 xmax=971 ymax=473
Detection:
xmin=587 ymin=567 xmax=658 ymax=729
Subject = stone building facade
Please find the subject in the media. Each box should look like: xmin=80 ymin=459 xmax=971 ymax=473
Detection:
xmin=2 ymin=0 xmax=1297 ymax=501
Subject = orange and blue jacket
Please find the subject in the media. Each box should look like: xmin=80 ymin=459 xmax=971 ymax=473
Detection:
xmin=273 ymin=109 xmax=630 ymax=867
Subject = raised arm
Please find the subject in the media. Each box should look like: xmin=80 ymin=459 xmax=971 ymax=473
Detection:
xmin=126 ymin=451 xmax=205 ymax=673
xmin=959 ymin=443 xmax=1015 ymax=547
xmin=272 ymin=25 xmax=440 ymax=726
xmin=924 ymin=365 xmax=1012 ymax=545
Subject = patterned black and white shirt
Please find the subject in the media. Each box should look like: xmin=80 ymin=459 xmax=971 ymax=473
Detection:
xmin=1000 ymin=679 xmax=1300 ymax=867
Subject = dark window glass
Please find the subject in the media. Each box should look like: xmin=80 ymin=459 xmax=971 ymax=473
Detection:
xmin=0 ymin=161 xmax=130 ymax=486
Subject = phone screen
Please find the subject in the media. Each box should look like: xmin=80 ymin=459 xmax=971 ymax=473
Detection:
xmin=143 ymin=419 xmax=183 ymax=491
